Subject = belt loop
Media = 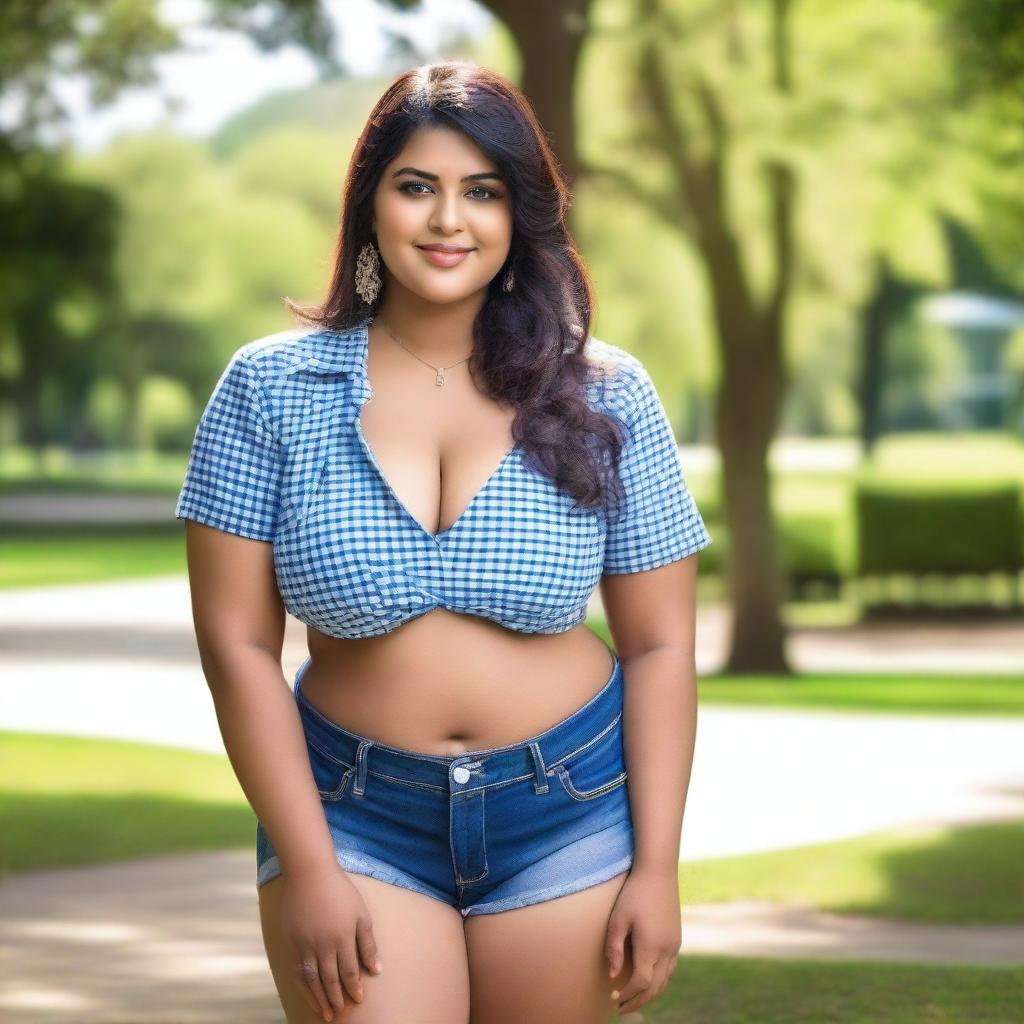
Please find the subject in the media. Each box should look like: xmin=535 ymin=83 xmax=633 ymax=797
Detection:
xmin=528 ymin=741 xmax=549 ymax=795
xmin=352 ymin=739 xmax=373 ymax=797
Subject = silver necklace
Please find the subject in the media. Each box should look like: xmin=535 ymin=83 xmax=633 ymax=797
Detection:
xmin=378 ymin=319 xmax=472 ymax=387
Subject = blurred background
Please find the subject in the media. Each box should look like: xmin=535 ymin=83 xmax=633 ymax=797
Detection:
xmin=1 ymin=1 xmax=1023 ymax=1022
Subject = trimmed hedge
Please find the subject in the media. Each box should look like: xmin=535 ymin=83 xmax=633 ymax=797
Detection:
xmin=855 ymin=482 xmax=1023 ymax=576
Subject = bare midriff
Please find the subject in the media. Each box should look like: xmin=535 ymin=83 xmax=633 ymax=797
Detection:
xmin=301 ymin=609 xmax=614 ymax=756
xmin=297 ymin=320 xmax=615 ymax=756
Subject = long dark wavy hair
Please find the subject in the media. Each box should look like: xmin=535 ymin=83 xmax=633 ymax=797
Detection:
xmin=285 ymin=60 xmax=626 ymax=517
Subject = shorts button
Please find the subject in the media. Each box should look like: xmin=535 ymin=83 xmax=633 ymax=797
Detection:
xmin=452 ymin=766 xmax=471 ymax=784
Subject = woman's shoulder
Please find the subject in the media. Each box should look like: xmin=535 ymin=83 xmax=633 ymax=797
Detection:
xmin=228 ymin=323 xmax=364 ymax=383
xmin=582 ymin=335 xmax=650 ymax=420
xmin=584 ymin=335 xmax=645 ymax=376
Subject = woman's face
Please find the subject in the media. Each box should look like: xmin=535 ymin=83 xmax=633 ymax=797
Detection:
xmin=371 ymin=125 xmax=512 ymax=307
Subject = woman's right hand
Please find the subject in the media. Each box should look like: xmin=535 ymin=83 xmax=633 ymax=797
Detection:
xmin=279 ymin=864 xmax=384 ymax=1021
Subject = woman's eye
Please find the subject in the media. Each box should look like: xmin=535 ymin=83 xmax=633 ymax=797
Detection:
xmin=398 ymin=182 xmax=500 ymax=200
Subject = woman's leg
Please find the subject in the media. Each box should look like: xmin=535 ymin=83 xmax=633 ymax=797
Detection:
xmin=464 ymin=870 xmax=632 ymax=1024
xmin=259 ymin=871 xmax=472 ymax=1023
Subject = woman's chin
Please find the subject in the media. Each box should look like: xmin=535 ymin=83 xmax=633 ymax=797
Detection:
xmin=401 ymin=276 xmax=492 ymax=305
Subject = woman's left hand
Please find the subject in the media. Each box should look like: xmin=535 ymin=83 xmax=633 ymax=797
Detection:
xmin=605 ymin=865 xmax=682 ymax=1016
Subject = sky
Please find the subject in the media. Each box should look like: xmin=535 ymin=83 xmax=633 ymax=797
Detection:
xmin=45 ymin=0 xmax=493 ymax=153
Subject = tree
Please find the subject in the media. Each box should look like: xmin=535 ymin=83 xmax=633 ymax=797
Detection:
xmin=0 ymin=0 xmax=338 ymax=162
xmin=565 ymin=0 xmax=994 ymax=672
xmin=0 ymin=0 xmax=341 ymax=450
xmin=932 ymin=0 xmax=1024 ymax=129
xmin=574 ymin=0 xmax=795 ymax=671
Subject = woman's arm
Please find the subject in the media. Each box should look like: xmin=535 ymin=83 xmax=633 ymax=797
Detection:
xmin=598 ymin=551 xmax=701 ymax=1016
xmin=175 ymin=350 xmax=382 ymax=1017
xmin=603 ymin=553 xmax=700 ymax=874
xmin=184 ymin=519 xmax=338 ymax=878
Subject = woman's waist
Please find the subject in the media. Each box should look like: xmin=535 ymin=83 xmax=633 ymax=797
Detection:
xmin=299 ymin=621 xmax=616 ymax=755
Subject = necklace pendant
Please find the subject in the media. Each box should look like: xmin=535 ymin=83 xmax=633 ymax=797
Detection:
xmin=435 ymin=368 xmax=445 ymax=386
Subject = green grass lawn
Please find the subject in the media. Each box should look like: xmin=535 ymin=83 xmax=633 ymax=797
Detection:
xmin=681 ymin=819 xmax=1024 ymax=924
xmin=0 ymin=731 xmax=252 ymax=879
xmin=694 ymin=673 xmax=1024 ymax=715
xmin=640 ymin=956 xmax=1023 ymax=1023
xmin=0 ymin=529 xmax=186 ymax=588
xmin=3 ymin=730 xmax=1023 ymax=929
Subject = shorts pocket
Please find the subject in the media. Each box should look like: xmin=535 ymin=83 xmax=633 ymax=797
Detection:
xmin=306 ymin=736 xmax=355 ymax=801
xmin=551 ymin=714 xmax=628 ymax=802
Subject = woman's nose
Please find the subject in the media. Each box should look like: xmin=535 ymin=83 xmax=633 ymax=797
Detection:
xmin=428 ymin=191 xmax=467 ymax=234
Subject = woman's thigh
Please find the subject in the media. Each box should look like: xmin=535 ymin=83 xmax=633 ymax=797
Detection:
xmin=258 ymin=871 xmax=471 ymax=1023
xmin=464 ymin=870 xmax=632 ymax=1024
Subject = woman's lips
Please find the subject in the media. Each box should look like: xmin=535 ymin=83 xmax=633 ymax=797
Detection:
xmin=417 ymin=246 xmax=473 ymax=268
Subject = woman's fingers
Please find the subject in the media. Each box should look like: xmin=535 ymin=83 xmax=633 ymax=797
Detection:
xmin=612 ymin=945 xmax=655 ymax=1013
xmin=337 ymin=937 xmax=365 ymax=1005
xmin=318 ymin=947 xmax=350 ymax=1017
xmin=357 ymin=915 xmax=383 ymax=975
xmin=296 ymin=957 xmax=334 ymax=1021
xmin=617 ymin=953 xmax=670 ymax=1015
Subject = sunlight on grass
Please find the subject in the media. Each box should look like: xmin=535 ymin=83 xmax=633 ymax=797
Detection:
xmin=863 ymin=432 xmax=1024 ymax=482
xmin=0 ymin=732 xmax=252 ymax=878
xmin=0 ymin=534 xmax=186 ymax=587
xmin=645 ymin=955 xmax=1024 ymax=1023
xmin=696 ymin=673 xmax=1024 ymax=715
xmin=680 ymin=819 xmax=1024 ymax=924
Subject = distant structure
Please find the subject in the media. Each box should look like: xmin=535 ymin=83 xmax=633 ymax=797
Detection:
xmin=920 ymin=291 xmax=1024 ymax=431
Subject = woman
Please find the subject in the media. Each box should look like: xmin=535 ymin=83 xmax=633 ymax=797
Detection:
xmin=176 ymin=60 xmax=712 ymax=1023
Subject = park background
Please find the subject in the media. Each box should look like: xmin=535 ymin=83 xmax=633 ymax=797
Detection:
xmin=1 ymin=0 xmax=1023 ymax=1021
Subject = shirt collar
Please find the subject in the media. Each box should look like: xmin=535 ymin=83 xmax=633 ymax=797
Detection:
xmin=283 ymin=317 xmax=371 ymax=377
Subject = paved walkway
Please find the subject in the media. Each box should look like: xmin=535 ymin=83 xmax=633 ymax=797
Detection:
xmin=3 ymin=574 xmax=1024 ymax=684
xmin=2 ymin=575 xmax=1023 ymax=1021
xmin=0 ymin=492 xmax=176 ymax=524
xmin=3 ymin=848 xmax=1023 ymax=1024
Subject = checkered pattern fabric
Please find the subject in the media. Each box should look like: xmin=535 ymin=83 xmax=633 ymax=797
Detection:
xmin=175 ymin=318 xmax=712 ymax=638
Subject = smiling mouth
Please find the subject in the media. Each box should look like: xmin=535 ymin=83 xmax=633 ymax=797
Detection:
xmin=416 ymin=246 xmax=475 ymax=267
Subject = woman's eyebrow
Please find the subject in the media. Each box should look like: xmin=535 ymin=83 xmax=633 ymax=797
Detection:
xmin=392 ymin=166 xmax=505 ymax=183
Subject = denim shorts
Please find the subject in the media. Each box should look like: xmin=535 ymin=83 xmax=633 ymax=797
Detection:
xmin=255 ymin=650 xmax=634 ymax=917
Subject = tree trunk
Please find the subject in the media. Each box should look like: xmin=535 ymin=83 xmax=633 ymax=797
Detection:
xmin=716 ymin=337 xmax=790 ymax=672
xmin=480 ymin=0 xmax=592 ymax=185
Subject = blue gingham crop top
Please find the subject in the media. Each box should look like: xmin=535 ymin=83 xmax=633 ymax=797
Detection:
xmin=175 ymin=318 xmax=713 ymax=639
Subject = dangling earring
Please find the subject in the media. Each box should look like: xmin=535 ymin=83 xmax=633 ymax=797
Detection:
xmin=502 ymin=266 xmax=515 ymax=293
xmin=355 ymin=241 xmax=382 ymax=305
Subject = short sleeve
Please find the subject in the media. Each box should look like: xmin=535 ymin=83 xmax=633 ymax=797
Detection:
xmin=602 ymin=364 xmax=713 ymax=574
xmin=175 ymin=350 xmax=283 ymax=542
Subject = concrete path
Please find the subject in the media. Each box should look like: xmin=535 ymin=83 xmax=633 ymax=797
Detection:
xmin=3 ymin=849 xmax=1022 ymax=1024
xmin=3 ymin=575 xmax=1024 ymax=1021
xmin=0 ymin=853 xmax=280 ymax=1024
xmin=0 ymin=492 xmax=176 ymax=524
xmin=3 ymin=575 xmax=1024 ymax=685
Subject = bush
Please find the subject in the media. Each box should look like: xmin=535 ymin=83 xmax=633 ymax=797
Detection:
xmin=855 ymin=481 xmax=1023 ymax=575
